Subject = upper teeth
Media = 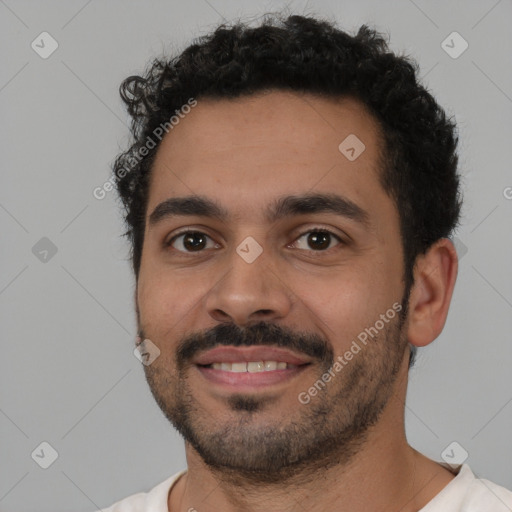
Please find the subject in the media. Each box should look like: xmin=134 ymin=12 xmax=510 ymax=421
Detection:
xmin=210 ymin=361 xmax=290 ymax=372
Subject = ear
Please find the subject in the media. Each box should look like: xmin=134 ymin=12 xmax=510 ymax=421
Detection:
xmin=406 ymin=238 xmax=458 ymax=347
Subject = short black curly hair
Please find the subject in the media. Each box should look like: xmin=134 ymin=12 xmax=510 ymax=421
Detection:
xmin=113 ymin=13 xmax=462 ymax=341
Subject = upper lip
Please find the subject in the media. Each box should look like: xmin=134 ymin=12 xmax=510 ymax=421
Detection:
xmin=192 ymin=346 xmax=312 ymax=366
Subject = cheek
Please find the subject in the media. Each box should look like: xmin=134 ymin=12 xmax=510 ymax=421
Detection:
xmin=291 ymin=273 xmax=366 ymax=329
xmin=137 ymin=269 xmax=215 ymax=340
xmin=137 ymin=273 xmax=185 ymax=332
xmin=289 ymin=266 xmax=396 ymax=346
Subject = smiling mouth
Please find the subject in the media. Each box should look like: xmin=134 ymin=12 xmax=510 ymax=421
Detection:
xmin=195 ymin=361 xmax=311 ymax=390
xmin=192 ymin=345 xmax=313 ymax=390
xmin=199 ymin=361 xmax=302 ymax=372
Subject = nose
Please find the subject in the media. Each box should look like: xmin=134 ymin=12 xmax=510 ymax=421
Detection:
xmin=204 ymin=243 xmax=293 ymax=326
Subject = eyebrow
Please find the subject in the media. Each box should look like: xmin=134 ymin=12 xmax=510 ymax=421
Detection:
xmin=148 ymin=193 xmax=371 ymax=228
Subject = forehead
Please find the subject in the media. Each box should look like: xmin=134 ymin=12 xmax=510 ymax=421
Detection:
xmin=147 ymin=90 xmax=392 ymax=229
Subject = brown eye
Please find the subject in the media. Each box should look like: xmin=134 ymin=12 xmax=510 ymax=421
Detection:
xmin=293 ymin=229 xmax=342 ymax=251
xmin=167 ymin=231 xmax=216 ymax=253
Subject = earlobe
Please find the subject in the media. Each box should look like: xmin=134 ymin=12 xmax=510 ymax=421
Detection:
xmin=406 ymin=238 xmax=458 ymax=348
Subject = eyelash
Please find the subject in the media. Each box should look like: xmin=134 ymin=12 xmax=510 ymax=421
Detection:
xmin=164 ymin=228 xmax=345 ymax=256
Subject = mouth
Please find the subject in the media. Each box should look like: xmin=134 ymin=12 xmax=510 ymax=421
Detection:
xmin=204 ymin=361 xmax=296 ymax=372
xmin=193 ymin=346 xmax=312 ymax=390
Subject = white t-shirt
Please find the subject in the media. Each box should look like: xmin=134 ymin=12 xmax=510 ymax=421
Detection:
xmin=96 ymin=464 xmax=512 ymax=511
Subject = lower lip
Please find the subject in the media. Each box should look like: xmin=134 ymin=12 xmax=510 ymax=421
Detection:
xmin=196 ymin=364 xmax=309 ymax=390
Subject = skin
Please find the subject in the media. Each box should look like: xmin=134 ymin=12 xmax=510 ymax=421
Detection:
xmin=135 ymin=90 xmax=459 ymax=512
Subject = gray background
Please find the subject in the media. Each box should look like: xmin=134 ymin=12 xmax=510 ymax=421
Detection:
xmin=1 ymin=0 xmax=511 ymax=510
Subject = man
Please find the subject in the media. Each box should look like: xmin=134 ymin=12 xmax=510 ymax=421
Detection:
xmin=99 ymin=13 xmax=512 ymax=512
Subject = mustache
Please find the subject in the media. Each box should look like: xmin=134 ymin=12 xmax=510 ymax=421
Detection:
xmin=175 ymin=321 xmax=334 ymax=368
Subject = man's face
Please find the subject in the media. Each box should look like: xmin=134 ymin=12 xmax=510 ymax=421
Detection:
xmin=136 ymin=91 xmax=410 ymax=480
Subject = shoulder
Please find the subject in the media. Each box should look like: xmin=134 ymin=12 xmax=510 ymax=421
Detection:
xmin=461 ymin=466 xmax=512 ymax=511
xmin=422 ymin=464 xmax=512 ymax=511
xmin=92 ymin=470 xmax=186 ymax=512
